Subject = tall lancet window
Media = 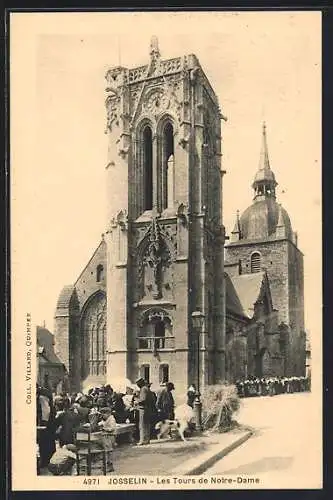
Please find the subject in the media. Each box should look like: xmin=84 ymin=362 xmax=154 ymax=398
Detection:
xmin=81 ymin=292 xmax=106 ymax=378
xmin=143 ymin=126 xmax=153 ymax=211
xmin=162 ymin=122 xmax=174 ymax=211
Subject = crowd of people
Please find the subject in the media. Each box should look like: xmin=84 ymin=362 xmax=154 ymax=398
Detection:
xmin=37 ymin=374 xmax=310 ymax=474
xmin=235 ymin=375 xmax=311 ymax=398
xmin=37 ymin=378 xmax=197 ymax=475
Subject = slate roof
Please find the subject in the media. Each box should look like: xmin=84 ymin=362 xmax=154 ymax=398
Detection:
xmin=225 ymin=273 xmax=246 ymax=319
xmin=56 ymin=285 xmax=75 ymax=310
xmin=37 ymin=326 xmax=64 ymax=365
xmin=227 ymin=272 xmax=266 ymax=319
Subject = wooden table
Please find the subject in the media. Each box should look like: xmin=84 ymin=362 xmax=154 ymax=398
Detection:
xmin=114 ymin=423 xmax=136 ymax=443
xmin=76 ymin=423 xmax=136 ymax=444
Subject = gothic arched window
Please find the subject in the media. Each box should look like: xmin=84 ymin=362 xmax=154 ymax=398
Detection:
xmin=81 ymin=292 xmax=106 ymax=378
xmin=251 ymin=252 xmax=261 ymax=273
xmin=143 ymin=125 xmax=153 ymax=211
xmin=162 ymin=122 xmax=174 ymax=211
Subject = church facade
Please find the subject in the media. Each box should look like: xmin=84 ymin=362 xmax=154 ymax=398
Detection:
xmin=54 ymin=39 xmax=306 ymax=395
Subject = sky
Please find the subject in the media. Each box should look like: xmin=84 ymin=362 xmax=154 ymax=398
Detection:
xmin=11 ymin=11 xmax=321 ymax=343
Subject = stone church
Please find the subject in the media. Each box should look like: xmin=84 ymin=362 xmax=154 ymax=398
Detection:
xmin=224 ymin=122 xmax=306 ymax=382
xmin=54 ymin=38 xmax=306 ymax=396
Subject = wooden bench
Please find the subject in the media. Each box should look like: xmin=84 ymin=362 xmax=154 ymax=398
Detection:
xmin=75 ymin=427 xmax=114 ymax=476
xmin=74 ymin=424 xmax=135 ymax=475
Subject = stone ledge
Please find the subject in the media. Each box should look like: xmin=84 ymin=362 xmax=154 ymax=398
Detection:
xmin=171 ymin=429 xmax=253 ymax=475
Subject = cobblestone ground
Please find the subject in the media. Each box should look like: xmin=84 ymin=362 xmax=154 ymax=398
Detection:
xmin=204 ymin=392 xmax=322 ymax=488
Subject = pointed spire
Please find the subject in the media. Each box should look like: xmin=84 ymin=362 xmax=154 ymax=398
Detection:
xmin=259 ymin=121 xmax=270 ymax=171
xmin=150 ymin=215 xmax=160 ymax=244
xmin=149 ymin=35 xmax=160 ymax=61
xmin=230 ymin=210 xmax=242 ymax=242
xmin=252 ymin=122 xmax=277 ymax=200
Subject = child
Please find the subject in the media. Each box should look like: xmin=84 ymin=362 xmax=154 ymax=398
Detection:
xmin=98 ymin=407 xmax=117 ymax=449
xmin=48 ymin=444 xmax=77 ymax=476
xmin=96 ymin=408 xmax=116 ymax=472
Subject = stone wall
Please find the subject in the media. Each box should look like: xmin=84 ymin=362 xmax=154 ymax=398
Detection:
xmin=225 ymin=237 xmax=305 ymax=377
xmin=74 ymin=240 xmax=107 ymax=310
xmin=226 ymin=238 xmax=290 ymax=324
xmin=54 ymin=241 xmax=107 ymax=391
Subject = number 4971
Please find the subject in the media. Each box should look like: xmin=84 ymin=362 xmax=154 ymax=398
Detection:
xmin=83 ymin=478 xmax=100 ymax=485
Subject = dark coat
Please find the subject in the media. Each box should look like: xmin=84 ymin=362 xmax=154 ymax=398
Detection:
xmin=76 ymin=406 xmax=90 ymax=423
xmin=36 ymin=388 xmax=56 ymax=467
xmin=156 ymin=388 xmax=174 ymax=420
xmin=111 ymin=393 xmax=127 ymax=423
xmin=138 ymin=386 xmax=154 ymax=414
xmin=55 ymin=409 xmax=81 ymax=446
xmin=187 ymin=390 xmax=196 ymax=408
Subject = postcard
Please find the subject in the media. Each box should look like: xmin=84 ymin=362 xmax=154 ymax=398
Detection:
xmin=10 ymin=10 xmax=322 ymax=491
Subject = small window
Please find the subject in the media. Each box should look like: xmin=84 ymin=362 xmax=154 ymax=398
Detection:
xmin=250 ymin=252 xmax=261 ymax=273
xmin=140 ymin=364 xmax=150 ymax=384
xmin=97 ymin=264 xmax=104 ymax=282
xmin=159 ymin=364 xmax=169 ymax=384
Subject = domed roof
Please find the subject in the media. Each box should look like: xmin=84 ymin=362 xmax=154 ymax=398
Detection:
xmin=239 ymin=198 xmax=292 ymax=241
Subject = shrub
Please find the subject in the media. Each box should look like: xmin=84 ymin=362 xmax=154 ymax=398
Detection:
xmin=201 ymin=383 xmax=241 ymax=432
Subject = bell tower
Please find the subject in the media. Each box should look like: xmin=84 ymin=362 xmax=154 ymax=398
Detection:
xmin=225 ymin=123 xmax=306 ymax=377
xmin=105 ymin=38 xmax=227 ymax=395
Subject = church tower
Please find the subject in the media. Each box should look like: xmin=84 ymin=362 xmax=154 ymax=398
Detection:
xmin=225 ymin=123 xmax=306 ymax=376
xmin=104 ymin=38 xmax=226 ymax=396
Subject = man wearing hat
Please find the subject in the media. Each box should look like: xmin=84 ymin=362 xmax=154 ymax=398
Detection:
xmin=136 ymin=378 xmax=153 ymax=445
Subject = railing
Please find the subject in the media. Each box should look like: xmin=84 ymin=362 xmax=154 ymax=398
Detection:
xmin=136 ymin=336 xmax=175 ymax=350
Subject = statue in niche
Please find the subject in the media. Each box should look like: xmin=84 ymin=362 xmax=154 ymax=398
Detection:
xmin=143 ymin=218 xmax=170 ymax=299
